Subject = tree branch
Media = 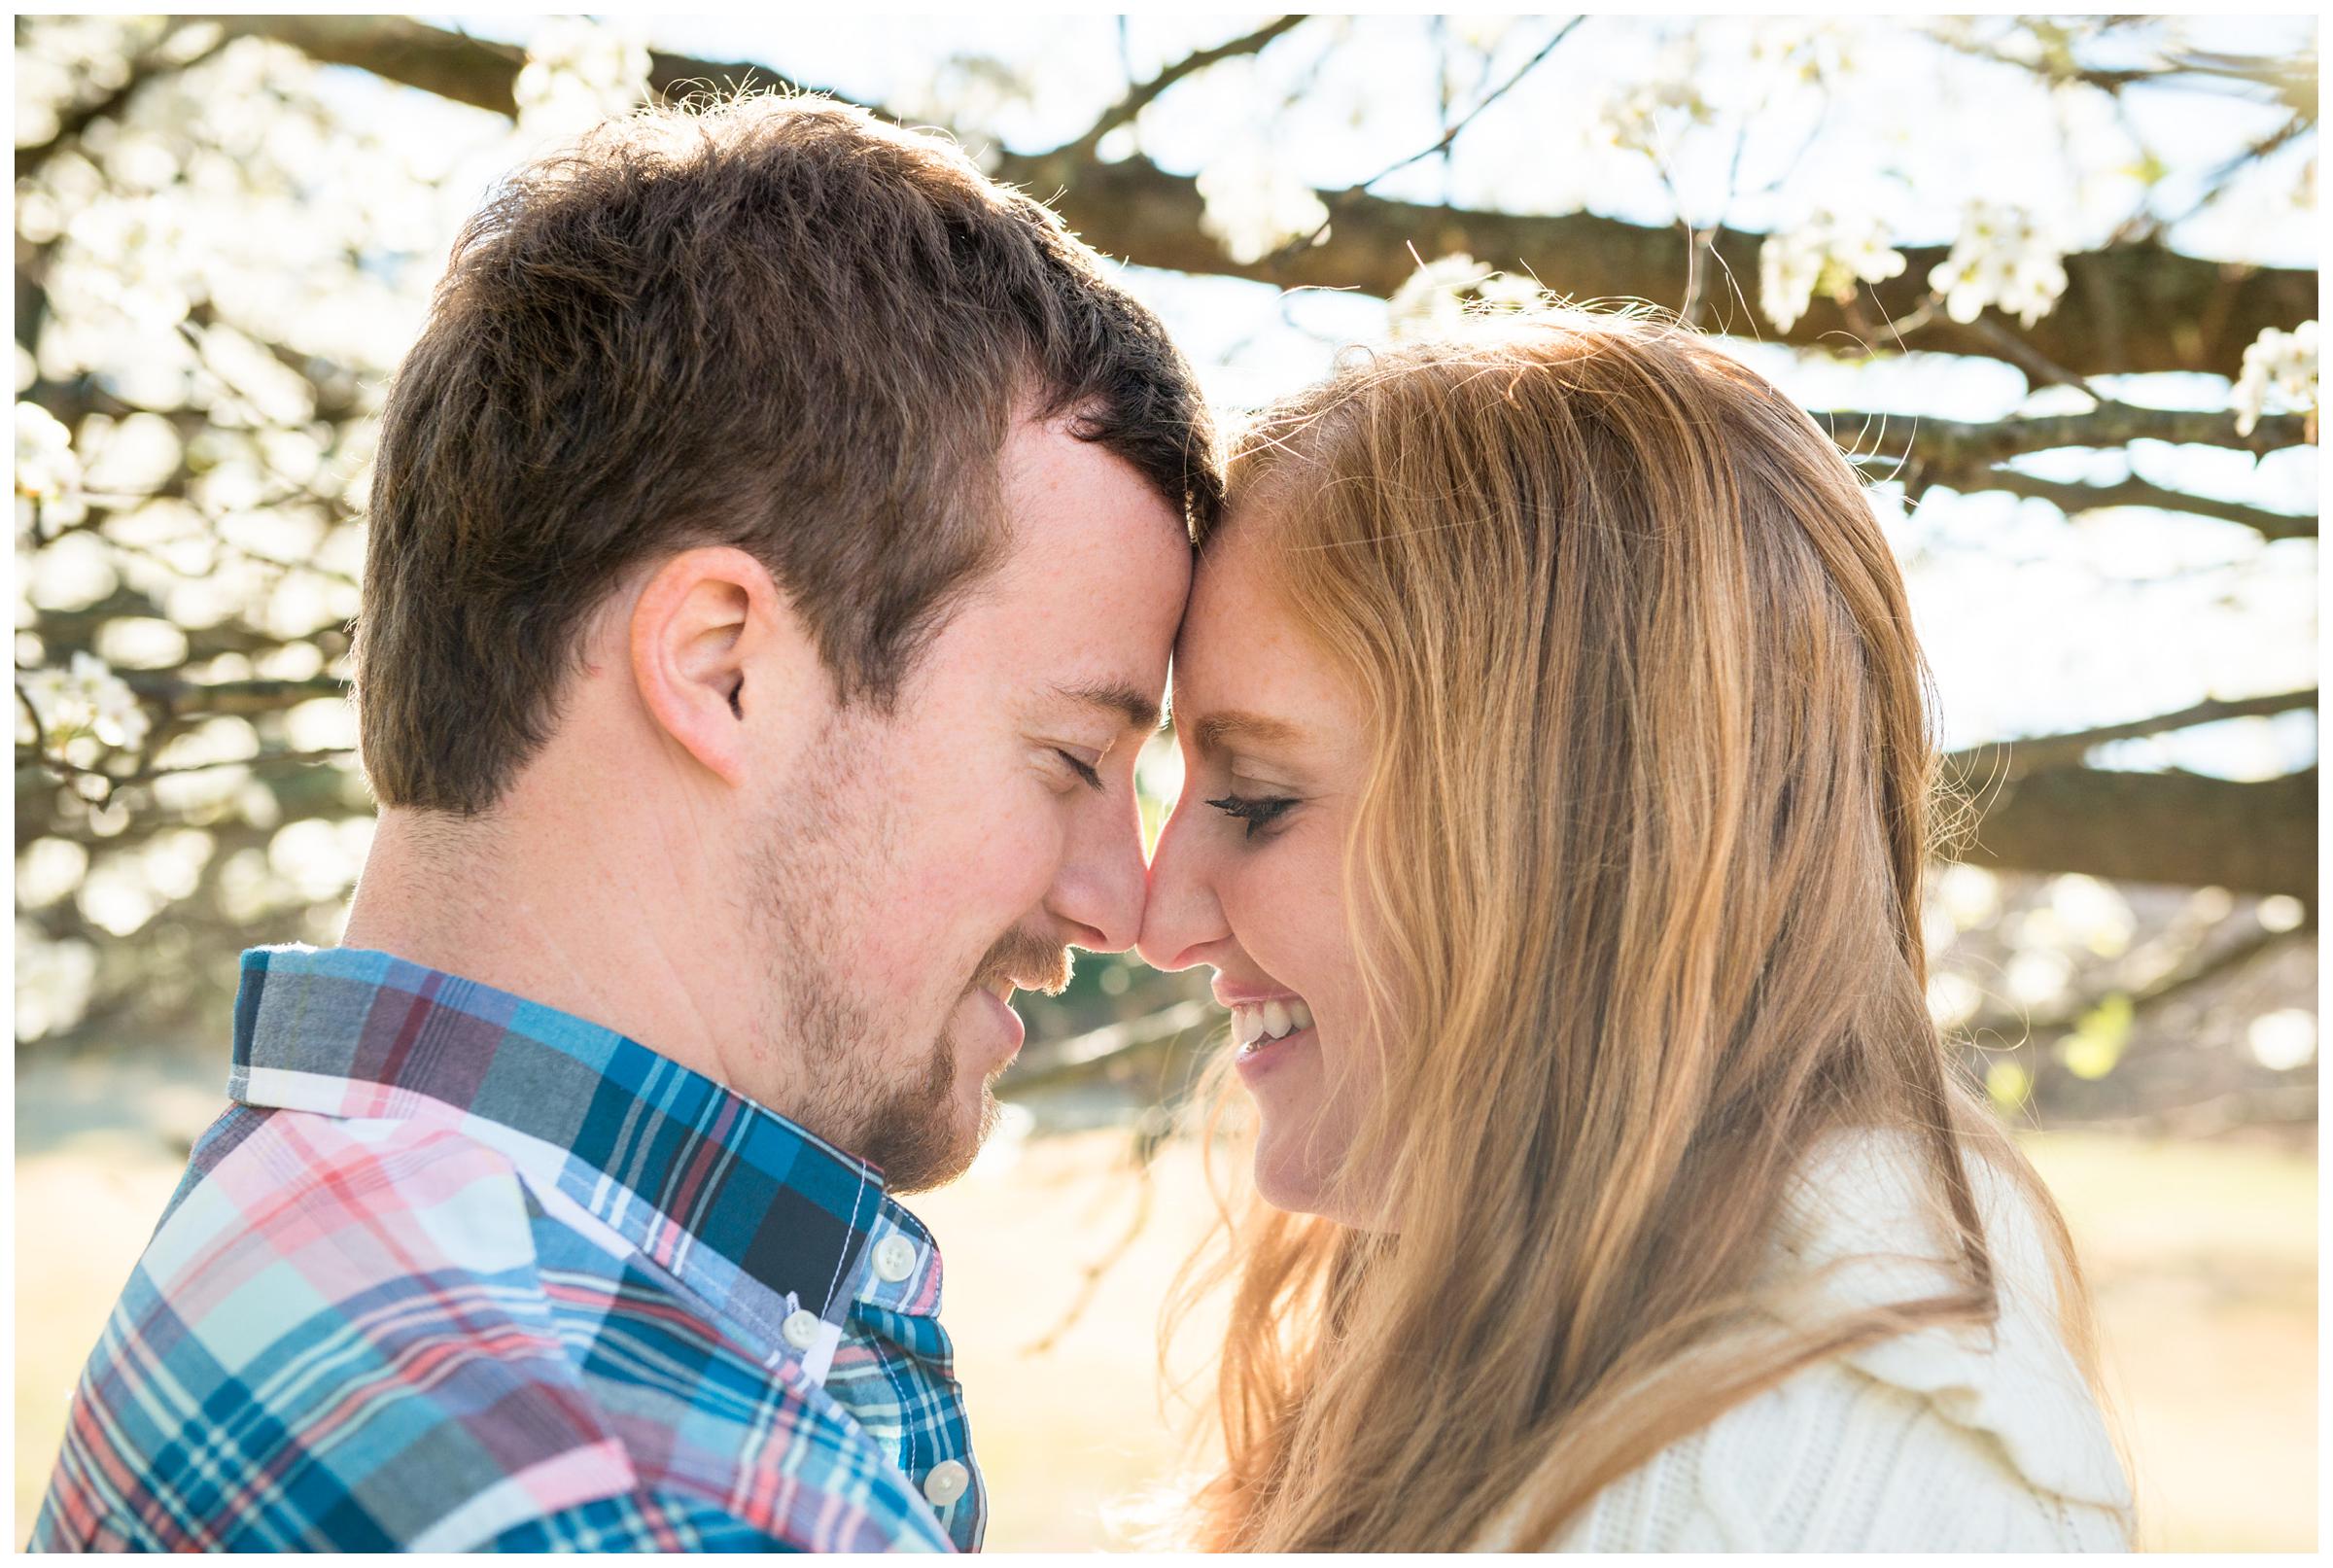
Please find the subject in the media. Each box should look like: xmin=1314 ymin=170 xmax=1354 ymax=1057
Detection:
xmin=199 ymin=15 xmax=810 ymax=118
xmin=219 ymin=14 xmax=2319 ymax=378
xmin=119 ymin=674 xmax=351 ymax=720
xmin=1838 ymin=403 xmax=2315 ymax=464
xmin=1958 ymin=908 xmax=2312 ymax=1047
xmin=1916 ymin=24 xmax=2319 ymax=111
xmin=1954 ymin=467 xmax=2313 ymax=540
xmin=999 ymin=997 xmax=1214 ymax=1095
xmin=1945 ymin=688 xmax=2318 ymax=782
xmin=1944 ymin=766 xmax=2314 ymax=898
xmin=1049 ymin=16 xmax=1306 ymax=167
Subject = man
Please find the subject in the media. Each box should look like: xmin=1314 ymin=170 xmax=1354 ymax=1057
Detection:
xmin=32 ymin=95 xmax=1218 ymax=1552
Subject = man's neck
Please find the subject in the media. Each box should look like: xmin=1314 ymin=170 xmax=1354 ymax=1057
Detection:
xmin=340 ymin=805 xmax=742 ymax=1095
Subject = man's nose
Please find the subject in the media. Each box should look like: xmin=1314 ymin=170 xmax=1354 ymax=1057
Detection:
xmin=1048 ymin=791 xmax=1149 ymax=953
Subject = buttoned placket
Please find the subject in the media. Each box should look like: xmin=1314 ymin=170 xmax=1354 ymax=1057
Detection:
xmin=838 ymin=1204 xmax=985 ymax=1551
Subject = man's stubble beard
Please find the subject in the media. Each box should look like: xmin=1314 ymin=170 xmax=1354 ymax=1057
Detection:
xmin=747 ymin=720 xmax=999 ymax=1195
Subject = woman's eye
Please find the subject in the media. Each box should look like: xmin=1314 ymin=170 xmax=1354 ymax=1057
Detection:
xmin=1205 ymin=792 xmax=1296 ymax=841
xmin=1053 ymin=748 xmax=1103 ymax=791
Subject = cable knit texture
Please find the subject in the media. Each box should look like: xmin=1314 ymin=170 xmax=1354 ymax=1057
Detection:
xmin=1481 ymin=1129 xmax=2134 ymax=1551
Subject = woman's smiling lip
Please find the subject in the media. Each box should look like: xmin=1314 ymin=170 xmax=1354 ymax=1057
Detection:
xmin=1211 ymin=981 xmax=1304 ymax=1007
xmin=1233 ymin=1022 xmax=1313 ymax=1078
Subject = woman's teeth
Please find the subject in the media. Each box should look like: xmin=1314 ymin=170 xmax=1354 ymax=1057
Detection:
xmin=1232 ymin=998 xmax=1313 ymax=1050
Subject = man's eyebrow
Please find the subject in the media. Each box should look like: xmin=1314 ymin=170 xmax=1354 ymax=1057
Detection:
xmin=1054 ymin=680 xmax=1161 ymax=735
xmin=1191 ymin=711 xmax=1306 ymax=754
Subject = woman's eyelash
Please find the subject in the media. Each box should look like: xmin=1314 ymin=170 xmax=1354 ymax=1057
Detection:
xmin=1206 ymin=793 xmax=1295 ymax=840
xmin=1055 ymin=749 xmax=1102 ymax=791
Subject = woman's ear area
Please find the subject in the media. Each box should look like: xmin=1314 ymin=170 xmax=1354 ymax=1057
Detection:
xmin=626 ymin=544 xmax=823 ymax=788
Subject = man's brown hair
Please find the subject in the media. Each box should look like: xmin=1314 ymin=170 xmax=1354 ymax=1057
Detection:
xmin=357 ymin=94 xmax=1221 ymax=814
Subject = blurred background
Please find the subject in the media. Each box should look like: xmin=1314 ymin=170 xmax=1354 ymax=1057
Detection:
xmin=13 ymin=12 xmax=2318 ymax=1551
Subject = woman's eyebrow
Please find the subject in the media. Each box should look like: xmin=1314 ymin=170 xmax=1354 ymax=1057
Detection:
xmin=1191 ymin=711 xmax=1306 ymax=754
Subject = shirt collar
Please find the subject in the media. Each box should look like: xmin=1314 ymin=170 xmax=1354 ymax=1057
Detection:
xmin=228 ymin=944 xmax=940 ymax=1354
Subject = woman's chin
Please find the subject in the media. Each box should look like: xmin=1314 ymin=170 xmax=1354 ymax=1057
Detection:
xmin=1251 ymin=1126 xmax=1338 ymax=1218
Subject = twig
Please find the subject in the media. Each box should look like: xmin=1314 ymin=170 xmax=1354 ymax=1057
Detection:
xmin=1049 ymin=16 xmax=1306 ymax=166
xmin=1351 ymin=17 xmax=1583 ymax=192
xmin=999 ymin=997 xmax=1214 ymax=1095
xmin=1961 ymin=314 xmax=2125 ymax=407
xmin=1956 ymin=909 xmax=2310 ymax=1047
xmin=2150 ymin=108 xmax=2316 ymax=236
xmin=17 ymin=742 xmax=358 ymax=801
xmin=118 ymin=674 xmax=351 ymax=720
xmin=1271 ymin=17 xmax=1584 ymax=261
xmin=16 ymin=683 xmax=52 ymax=760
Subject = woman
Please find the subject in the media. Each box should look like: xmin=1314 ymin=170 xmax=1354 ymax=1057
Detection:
xmin=1133 ymin=307 xmax=2134 ymax=1551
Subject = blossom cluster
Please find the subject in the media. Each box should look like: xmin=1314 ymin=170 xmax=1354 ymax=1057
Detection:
xmin=18 ymin=651 xmax=151 ymax=758
xmin=1926 ymin=201 xmax=2070 ymax=328
xmin=16 ymin=401 xmax=85 ymax=533
xmin=1758 ymin=211 xmax=1907 ymax=332
xmin=22 ymin=32 xmax=453 ymax=400
xmin=1387 ymin=253 xmax=1556 ymax=341
xmin=1196 ymin=148 xmax=1330 ymax=266
xmin=514 ymin=17 xmax=654 ymax=141
xmin=1593 ymin=38 xmax=1713 ymax=158
xmin=2231 ymin=320 xmax=2318 ymax=438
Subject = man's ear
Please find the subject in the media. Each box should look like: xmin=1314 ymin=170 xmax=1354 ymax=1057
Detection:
xmin=628 ymin=546 xmax=818 ymax=788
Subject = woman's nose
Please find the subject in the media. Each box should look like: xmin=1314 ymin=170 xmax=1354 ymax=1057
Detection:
xmin=1134 ymin=794 xmax=1223 ymax=972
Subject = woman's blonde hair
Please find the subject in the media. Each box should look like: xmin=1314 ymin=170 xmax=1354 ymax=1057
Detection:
xmin=1163 ymin=307 xmax=2123 ymax=1550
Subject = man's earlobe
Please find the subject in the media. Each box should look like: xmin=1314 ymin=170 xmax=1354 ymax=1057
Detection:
xmin=628 ymin=546 xmax=806 ymax=788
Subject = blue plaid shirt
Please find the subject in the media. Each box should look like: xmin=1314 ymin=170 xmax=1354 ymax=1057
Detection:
xmin=31 ymin=945 xmax=985 ymax=1551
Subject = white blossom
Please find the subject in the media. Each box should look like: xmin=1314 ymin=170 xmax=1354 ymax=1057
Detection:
xmin=16 ymin=401 xmax=79 ymax=501
xmin=1758 ymin=210 xmax=1907 ymax=332
xmin=1196 ymin=148 xmax=1330 ymax=266
xmin=1476 ymin=271 xmax=1553 ymax=313
xmin=16 ymin=401 xmax=87 ymax=535
xmin=1386 ymin=255 xmax=1561 ymax=341
xmin=1595 ymin=41 xmax=1710 ymax=157
xmin=514 ymin=17 xmax=653 ymax=141
xmin=1747 ymin=17 xmax=1857 ymax=89
xmin=19 ymin=651 xmax=150 ymax=756
xmin=1926 ymin=201 xmax=2069 ymax=328
xmin=2231 ymin=320 xmax=2318 ymax=437
xmin=1387 ymin=253 xmax=1488 ymax=340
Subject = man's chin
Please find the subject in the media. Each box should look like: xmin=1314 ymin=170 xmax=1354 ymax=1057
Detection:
xmin=896 ymin=1082 xmax=1001 ymax=1196
xmin=856 ymin=1041 xmax=1001 ymax=1195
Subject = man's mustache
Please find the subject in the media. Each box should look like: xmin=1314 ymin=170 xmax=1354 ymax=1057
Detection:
xmin=973 ymin=925 xmax=1073 ymax=996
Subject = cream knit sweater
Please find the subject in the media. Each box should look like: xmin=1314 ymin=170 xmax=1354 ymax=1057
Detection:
xmin=1480 ymin=1129 xmax=2134 ymax=1551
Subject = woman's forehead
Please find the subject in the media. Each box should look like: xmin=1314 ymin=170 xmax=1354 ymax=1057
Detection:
xmin=1170 ymin=535 xmax=1363 ymax=755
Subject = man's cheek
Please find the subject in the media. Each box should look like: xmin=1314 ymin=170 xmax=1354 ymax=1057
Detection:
xmin=936 ymin=796 xmax=1058 ymax=899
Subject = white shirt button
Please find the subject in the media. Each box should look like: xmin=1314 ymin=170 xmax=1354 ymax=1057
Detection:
xmin=781 ymin=1308 xmax=822 ymax=1351
xmin=873 ymin=1235 xmax=919 ymax=1283
xmin=922 ymin=1459 xmax=970 ymax=1508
